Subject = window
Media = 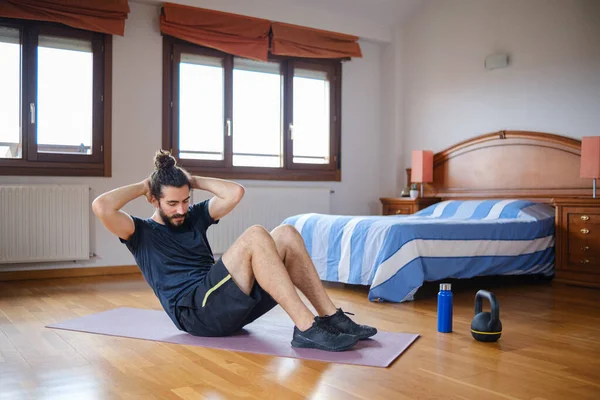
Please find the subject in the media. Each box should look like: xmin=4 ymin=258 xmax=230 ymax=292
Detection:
xmin=0 ymin=19 xmax=111 ymax=176
xmin=178 ymin=53 xmax=225 ymax=162
xmin=232 ymin=58 xmax=282 ymax=168
xmin=163 ymin=36 xmax=341 ymax=181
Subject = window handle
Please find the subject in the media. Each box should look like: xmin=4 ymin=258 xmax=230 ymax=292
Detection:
xmin=289 ymin=123 xmax=294 ymax=140
xmin=30 ymin=103 xmax=35 ymax=124
xmin=226 ymin=119 xmax=232 ymax=137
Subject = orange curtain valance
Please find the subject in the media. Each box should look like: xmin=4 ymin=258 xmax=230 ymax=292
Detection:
xmin=270 ymin=21 xmax=362 ymax=59
xmin=160 ymin=3 xmax=271 ymax=61
xmin=160 ymin=3 xmax=362 ymax=60
xmin=0 ymin=0 xmax=130 ymax=36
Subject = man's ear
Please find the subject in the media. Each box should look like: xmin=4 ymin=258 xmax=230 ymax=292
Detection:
xmin=151 ymin=196 xmax=159 ymax=208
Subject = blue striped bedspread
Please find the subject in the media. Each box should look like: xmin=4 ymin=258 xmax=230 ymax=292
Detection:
xmin=281 ymin=199 xmax=555 ymax=302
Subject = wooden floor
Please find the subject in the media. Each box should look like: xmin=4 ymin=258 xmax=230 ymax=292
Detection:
xmin=1 ymin=275 xmax=599 ymax=400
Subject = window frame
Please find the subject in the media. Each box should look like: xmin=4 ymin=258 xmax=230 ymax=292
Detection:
xmin=0 ymin=18 xmax=112 ymax=177
xmin=162 ymin=35 xmax=341 ymax=182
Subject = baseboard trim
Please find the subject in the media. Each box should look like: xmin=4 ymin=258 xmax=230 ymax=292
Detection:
xmin=0 ymin=265 xmax=141 ymax=282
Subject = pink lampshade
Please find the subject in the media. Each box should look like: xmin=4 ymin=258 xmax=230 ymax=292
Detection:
xmin=580 ymin=136 xmax=600 ymax=178
xmin=411 ymin=150 xmax=434 ymax=183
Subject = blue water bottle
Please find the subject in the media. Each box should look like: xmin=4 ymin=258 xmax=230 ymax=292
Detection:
xmin=437 ymin=283 xmax=453 ymax=333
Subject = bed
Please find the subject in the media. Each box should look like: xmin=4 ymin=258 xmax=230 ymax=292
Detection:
xmin=282 ymin=130 xmax=590 ymax=302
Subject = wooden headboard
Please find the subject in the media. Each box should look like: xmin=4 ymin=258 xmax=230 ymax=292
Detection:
xmin=408 ymin=130 xmax=590 ymax=202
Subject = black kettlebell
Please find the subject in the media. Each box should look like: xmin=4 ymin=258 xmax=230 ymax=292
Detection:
xmin=471 ymin=290 xmax=502 ymax=342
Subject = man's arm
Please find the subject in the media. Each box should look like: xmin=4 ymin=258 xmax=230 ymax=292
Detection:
xmin=92 ymin=179 xmax=150 ymax=240
xmin=188 ymin=175 xmax=245 ymax=221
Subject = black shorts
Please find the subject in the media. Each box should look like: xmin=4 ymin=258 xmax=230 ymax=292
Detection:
xmin=175 ymin=258 xmax=278 ymax=337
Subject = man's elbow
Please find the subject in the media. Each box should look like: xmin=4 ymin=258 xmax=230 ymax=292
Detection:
xmin=91 ymin=197 xmax=107 ymax=217
xmin=233 ymin=185 xmax=245 ymax=204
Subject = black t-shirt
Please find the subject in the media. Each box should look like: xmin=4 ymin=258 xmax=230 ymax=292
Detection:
xmin=120 ymin=199 xmax=219 ymax=329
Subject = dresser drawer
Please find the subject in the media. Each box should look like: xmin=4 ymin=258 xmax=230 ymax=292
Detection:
xmin=568 ymin=242 xmax=600 ymax=257
xmin=568 ymin=214 xmax=600 ymax=233
xmin=567 ymin=254 xmax=600 ymax=270
xmin=568 ymin=214 xmax=600 ymax=234
xmin=568 ymin=212 xmax=600 ymax=224
xmin=381 ymin=197 xmax=441 ymax=216
xmin=389 ymin=206 xmax=413 ymax=215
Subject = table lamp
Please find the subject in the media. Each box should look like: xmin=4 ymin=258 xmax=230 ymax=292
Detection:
xmin=411 ymin=150 xmax=433 ymax=198
xmin=580 ymin=136 xmax=600 ymax=198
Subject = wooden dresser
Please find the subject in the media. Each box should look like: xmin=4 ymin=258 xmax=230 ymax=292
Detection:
xmin=553 ymin=198 xmax=600 ymax=287
xmin=380 ymin=197 xmax=442 ymax=215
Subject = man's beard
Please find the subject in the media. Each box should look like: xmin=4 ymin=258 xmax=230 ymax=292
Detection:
xmin=158 ymin=207 xmax=187 ymax=229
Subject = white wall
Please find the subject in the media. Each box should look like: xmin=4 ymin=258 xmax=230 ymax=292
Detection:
xmin=400 ymin=0 xmax=600 ymax=186
xmin=380 ymin=26 xmax=406 ymax=197
xmin=0 ymin=2 xmax=389 ymax=271
xmin=379 ymin=41 xmax=398 ymax=198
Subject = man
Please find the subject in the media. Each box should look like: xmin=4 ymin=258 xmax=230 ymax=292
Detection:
xmin=92 ymin=150 xmax=376 ymax=352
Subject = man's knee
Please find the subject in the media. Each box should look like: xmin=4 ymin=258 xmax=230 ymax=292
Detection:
xmin=240 ymin=225 xmax=274 ymax=248
xmin=244 ymin=224 xmax=270 ymax=238
xmin=271 ymin=224 xmax=302 ymax=246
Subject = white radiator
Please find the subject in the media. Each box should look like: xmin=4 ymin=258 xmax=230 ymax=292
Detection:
xmin=0 ymin=184 xmax=91 ymax=264
xmin=194 ymin=186 xmax=332 ymax=255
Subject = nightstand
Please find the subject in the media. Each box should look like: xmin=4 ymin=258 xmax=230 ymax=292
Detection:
xmin=552 ymin=197 xmax=600 ymax=288
xmin=380 ymin=197 xmax=442 ymax=215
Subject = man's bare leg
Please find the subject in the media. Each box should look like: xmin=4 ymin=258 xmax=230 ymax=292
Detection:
xmin=221 ymin=225 xmax=315 ymax=331
xmin=270 ymin=225 xmax=337 ymax=317
xmin=270 ymin=224 xmax=378 ymax=340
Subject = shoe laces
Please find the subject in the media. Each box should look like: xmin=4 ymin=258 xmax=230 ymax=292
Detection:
xmin=316 ymin=319 xmax=341 ymax=335
xmin=336 ymin=309 xmax=361 ymax=328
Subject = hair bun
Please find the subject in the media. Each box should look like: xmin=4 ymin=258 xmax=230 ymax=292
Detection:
xmin=154 ymin=149 xmax=176 ymax=170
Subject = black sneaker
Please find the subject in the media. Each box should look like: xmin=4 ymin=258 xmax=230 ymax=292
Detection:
xmin=291 ymin=319 xmax=358 ymax=352
xmin=317 ymin=308 xmax=377 ymax=340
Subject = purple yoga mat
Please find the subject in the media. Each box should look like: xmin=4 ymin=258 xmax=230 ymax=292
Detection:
xmin=47 ymin=307 xmax=419 ymax=367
